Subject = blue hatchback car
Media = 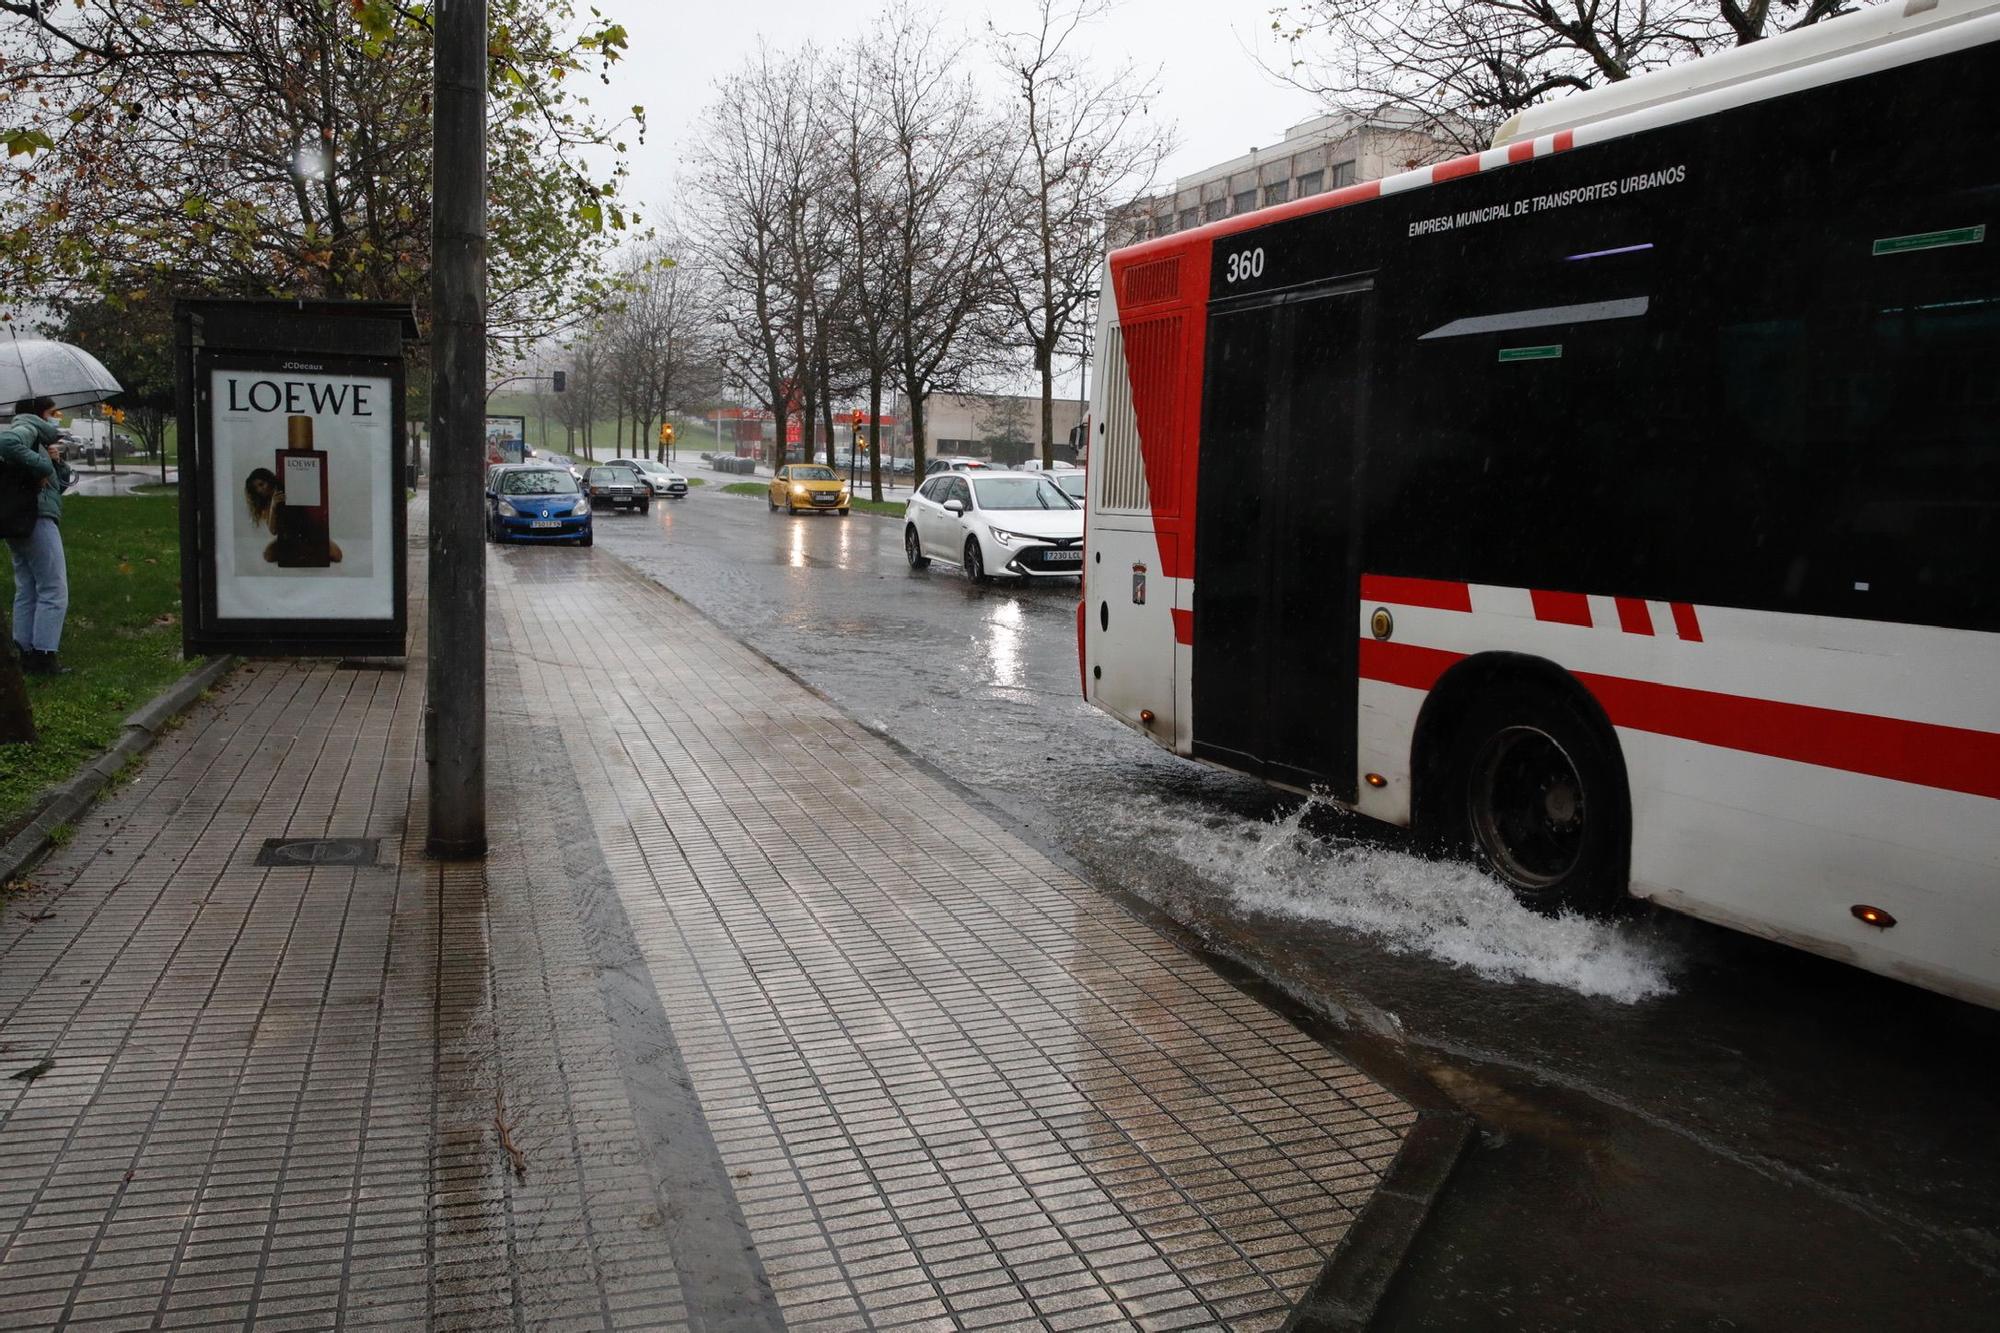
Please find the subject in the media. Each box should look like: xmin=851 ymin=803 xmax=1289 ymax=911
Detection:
xmin=485 ymin=464 xmax=592 ymax=545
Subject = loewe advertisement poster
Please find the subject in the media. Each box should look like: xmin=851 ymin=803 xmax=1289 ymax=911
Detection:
xmin=210 ymin=366 xmax=395 ymax=620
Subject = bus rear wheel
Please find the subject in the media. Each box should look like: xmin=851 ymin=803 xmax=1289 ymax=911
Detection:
xmin=1432 ymin=683 xmax=1629 ymax=915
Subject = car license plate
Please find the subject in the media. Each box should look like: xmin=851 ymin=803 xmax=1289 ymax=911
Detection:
xmin=1045 ymin=549 xmax=1082 ymax=562
xmin=531 ymin=520 xmax=562 ymax=529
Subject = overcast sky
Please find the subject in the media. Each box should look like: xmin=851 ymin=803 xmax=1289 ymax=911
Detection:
xmin=593 ymin=0 xmax=1330 ymax=216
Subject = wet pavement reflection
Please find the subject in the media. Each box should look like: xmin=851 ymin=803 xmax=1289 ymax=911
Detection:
xmin=587 ymin=463 xmax=2000 ymax=1328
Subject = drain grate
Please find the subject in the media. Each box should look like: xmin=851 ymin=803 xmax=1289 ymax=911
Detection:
xmin=255 ymin=837 xmax=380 ymax=868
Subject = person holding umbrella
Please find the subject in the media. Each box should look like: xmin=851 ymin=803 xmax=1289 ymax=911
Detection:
xmin=1 ymin=334 xmax=121 ymax=678
xmin=2 ymin=397 xmax=74 ymax=675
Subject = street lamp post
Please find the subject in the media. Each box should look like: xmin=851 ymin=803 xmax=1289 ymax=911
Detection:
xmin=426 ymin=0 xmax=488 ymax=859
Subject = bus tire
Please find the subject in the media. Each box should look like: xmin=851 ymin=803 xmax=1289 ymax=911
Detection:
xmin=1431 ymin=681 xmax=1630 ymax=915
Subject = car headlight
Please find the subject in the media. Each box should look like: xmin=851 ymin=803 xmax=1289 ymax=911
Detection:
xmin=792 ymin=485 xmax=807 ymax=495
xmin=498 ymin=500 xmax=521 ymax=516
xmin=988 ymin=527 xmax=1016 ymax=546
xmin=838 ymin=489 xmax=849 ymax=501
xmin=573 ymin=498 xmax=590 ymax=515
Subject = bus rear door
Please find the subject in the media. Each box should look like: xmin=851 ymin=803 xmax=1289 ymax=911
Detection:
xmin=1193 ymin=279 xmax=1372 ymax=796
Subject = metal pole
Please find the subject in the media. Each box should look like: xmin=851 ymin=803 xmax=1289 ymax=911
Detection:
xmin=426 ymin=0 xmax=488 ymax=859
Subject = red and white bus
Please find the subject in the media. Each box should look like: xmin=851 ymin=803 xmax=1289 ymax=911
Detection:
xmin=1080 ymin=0 xmax=2000 ymax=1007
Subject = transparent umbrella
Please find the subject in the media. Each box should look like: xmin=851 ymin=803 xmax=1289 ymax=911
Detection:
xmin=1 ymin=331 xmax=123 ymax=411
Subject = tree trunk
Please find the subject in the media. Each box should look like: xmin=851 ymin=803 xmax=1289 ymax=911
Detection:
xmin=819 ymin=358 xmax=836 ymax=471
xmin=0 ymin=625 xmax=36 ymax=744
xmin=800 ymin=372 xmax=818 ymax=465
xmin=867 ymin=373 xmax=884 ymax=504
xmin=1039 ymin=344 xmax=1056 ymax=470
xmin=907 ymin=384 xmax=928 ymax=481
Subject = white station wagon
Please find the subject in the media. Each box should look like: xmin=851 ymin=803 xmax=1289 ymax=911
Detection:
xmin=903 ymin=471 xmax=1084 ymax=583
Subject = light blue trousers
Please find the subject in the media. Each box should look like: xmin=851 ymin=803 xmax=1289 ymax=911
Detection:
xmin=7 ymin=517 xmax=67 ymax=652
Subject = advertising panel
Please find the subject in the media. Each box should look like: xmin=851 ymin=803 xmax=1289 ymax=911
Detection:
xmin=484 ymin=415 xmax=528 ymax=465
xmin=176 ymin=298 xmax=412 ymax=658
xmin=210 ymin=362 xmax=396 ymax=622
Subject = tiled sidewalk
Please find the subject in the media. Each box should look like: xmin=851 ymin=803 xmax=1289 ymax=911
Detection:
xmin=1 ymin=512 xmax=1413 ymax=1330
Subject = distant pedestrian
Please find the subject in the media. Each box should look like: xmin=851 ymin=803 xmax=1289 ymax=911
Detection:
xmin=2 ymin=396 xmax=74 ymax=676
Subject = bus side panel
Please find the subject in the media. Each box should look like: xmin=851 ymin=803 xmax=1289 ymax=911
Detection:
xmin=1360 ymin=580 xmax=2000 ymax=1008
xmin=1087 ymin=527 xmax=1179 ymax=745
xmin=1091 ymin=237 xmax=1210 ymax=751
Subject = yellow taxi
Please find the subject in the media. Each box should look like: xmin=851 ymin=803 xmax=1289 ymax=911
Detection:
xmin=768 ymin=464 xmax=851 ymax=516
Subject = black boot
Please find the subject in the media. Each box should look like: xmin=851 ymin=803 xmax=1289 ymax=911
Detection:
xmin=23 ymin=649 xmax=70 ymax=678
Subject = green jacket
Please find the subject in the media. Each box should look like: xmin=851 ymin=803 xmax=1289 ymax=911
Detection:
xmin=0 ymin=414 xmax=70 ymax=523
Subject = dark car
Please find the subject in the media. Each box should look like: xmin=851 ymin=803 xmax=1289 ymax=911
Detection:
xmin=486 ymin=464 xmax=592 ymax=545
xmin=584 ymin=465 xmax=649 ymax=514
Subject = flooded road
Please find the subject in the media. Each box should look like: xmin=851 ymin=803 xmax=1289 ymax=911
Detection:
xmin=589 ymin=463 xmax=2000 ymax=1327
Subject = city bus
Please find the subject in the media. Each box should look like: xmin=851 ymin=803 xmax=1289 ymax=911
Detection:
xmin=1080 ymin=0 xmax=2000 ymax=1007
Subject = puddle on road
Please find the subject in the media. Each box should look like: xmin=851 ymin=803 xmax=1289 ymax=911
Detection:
xmin=1151 ymin=796 xmax=1681 ymax=1003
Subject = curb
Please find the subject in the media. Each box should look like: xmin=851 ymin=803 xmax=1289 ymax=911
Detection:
xmin=0 ymin=654 xmax=237 ymax=888
xmin=587 ymin=541 xmax=1473 ymax=1332
xmin=1286 ymin=1112 xmax=1474 ymax=1331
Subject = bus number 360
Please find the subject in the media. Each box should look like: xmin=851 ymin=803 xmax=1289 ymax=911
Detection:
xmin=1224 ymin=247 xmax=1265 ymax=283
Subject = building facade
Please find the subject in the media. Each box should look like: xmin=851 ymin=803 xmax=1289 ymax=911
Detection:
xmin=916 ymin=392 xmax=1089 ymax=464
xmin=1111 ymin=110 xmax=1455 ymax=245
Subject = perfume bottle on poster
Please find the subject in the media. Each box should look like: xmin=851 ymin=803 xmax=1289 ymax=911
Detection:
xmin=274 ymin=415 xmax=340 ymax=568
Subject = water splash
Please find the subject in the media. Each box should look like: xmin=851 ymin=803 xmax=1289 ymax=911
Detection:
xmin=1172 ymin=797 xmax=1679 ymax=1003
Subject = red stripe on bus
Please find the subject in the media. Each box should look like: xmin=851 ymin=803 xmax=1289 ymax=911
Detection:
xmin=1360 ymin=575 xmax=1472 ymax=612
xmin=1507 ymin=141 xmax=1536 ymax=164
xmin=1576 ymin=670 xmax=2000 ymax=802
xmin=1671 ymin=602 xmax=1704 ymax=641
xmin=1358 ymin=640 xmax=2000 ymax=801
xmin=1554 ymin=129 xmax=1576 ymax=152
xmin=1431 ymin=154 xmax=1481 ymax=182
xmin=1076 ymin=599 xmax=1089 ymax=699
xmin=1615 ymin=598 xmax=1654 ymax=635
xmin=1358 ymin=639 xmax=1460 ymax=693
xmin=1172 ymin=609 xmax=1192 ymax=645
xmin=1531 ymin=589 xmax=1593 ymax=626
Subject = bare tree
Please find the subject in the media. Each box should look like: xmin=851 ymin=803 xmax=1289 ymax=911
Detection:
xmin=976 ymin=396 xmax=1034 ymax=465
xmin=877 ymin=12 xmax=1017 ymax=481
xmin=691 ymin=47 xmax=813 ymax=470
xmin=690 ymin=12 xmax=1023 ymax=482
xmin=605 ymin=235 xmax=720 ymax=459
xmin=827 ymin=24 xmax=906 ymax=500
xmin=554 ymin=333 xmax=605 ymax=459
xmin=992 ymin=0 xmax=1174 ymax=468
xmin=1269 ymin=0 xmax=1870 ymax=152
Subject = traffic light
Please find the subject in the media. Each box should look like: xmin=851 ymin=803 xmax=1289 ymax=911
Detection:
xmin=851 ymin=409 xmax=865 ymax=431
xmin=552 ymin=370 xmax=567 ymax=393
xmin=659 ymin=421 xmax=675 ymax=446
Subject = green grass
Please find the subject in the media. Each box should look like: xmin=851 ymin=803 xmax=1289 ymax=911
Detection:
xmin=685 ymin=477 xmax=705 ymax=487
xmin=717 ymin=481 xmax=902 ymax=518
xmin=1 ymin=496 xmax=190 ymax=832
xmin=485 ymin=393 xmax=715 ymax=458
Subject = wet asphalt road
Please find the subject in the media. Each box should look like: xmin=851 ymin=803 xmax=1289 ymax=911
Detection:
xmin=547 ymin=464 xmax=2000 ymax=1329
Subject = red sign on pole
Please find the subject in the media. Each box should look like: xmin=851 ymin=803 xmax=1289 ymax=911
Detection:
xmin=785 ymin=420 xmax=802 ymax=445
